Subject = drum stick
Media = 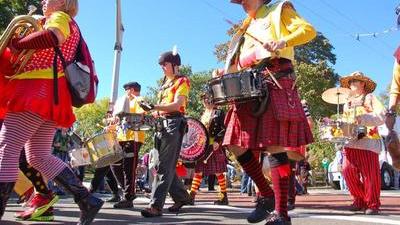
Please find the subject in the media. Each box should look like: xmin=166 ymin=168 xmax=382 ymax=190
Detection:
xmin=224 ymin=19 xmax=279 ymax=57
xmin=203 ymin=150 xmax=215 ymax=164
xmin=264 ymin=67 xmax=283 ymax=89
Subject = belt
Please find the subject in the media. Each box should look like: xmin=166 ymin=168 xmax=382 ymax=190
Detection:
xmin=161 ymin=112 xmax=184 ymax=119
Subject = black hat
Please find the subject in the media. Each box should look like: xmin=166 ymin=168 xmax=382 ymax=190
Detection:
xmin=158 ymin=51 xmax=181 ymax=66
xmin=123 ymin=82 xmax=141 ymax=91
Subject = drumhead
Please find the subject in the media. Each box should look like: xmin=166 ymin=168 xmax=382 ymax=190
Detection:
xmin=180 ymin=117 xmax=209 ymax=162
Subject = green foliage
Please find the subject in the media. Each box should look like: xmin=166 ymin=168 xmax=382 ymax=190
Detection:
xmin=73 ymin=98 xmax=109 ymax=140
xmin=307 ymin=122 xmax=336 ymax=170
xmin=295 ymin=32 xmax=336 ymax=65
xmin=0 ymin=0 xmax=43 ymax=33
xmin=296 ymin=61 xmax=338 ymax=119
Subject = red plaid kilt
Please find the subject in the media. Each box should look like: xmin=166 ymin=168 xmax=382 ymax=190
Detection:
xmin=195 ymin=146 xmax=227 ymax=176
xmin=222 ymin=78 xmax=314 ymax=153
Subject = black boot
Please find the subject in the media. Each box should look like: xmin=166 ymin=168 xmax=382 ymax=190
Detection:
xmin=214 ymin=192 xmax=229 ymax=205
xmin=247 ymin=196 xmax=274 ymax=223
xmin=0 ymin=182 xmax=15 ymax=219
xmin=54 ymin=168 xmax=103 ymax=225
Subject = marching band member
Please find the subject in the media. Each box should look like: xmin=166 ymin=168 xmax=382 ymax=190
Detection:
xmin=340 ymin=72 xmax=385 ymax=215
xmin=0 ymin=1 xmax=103 ymax=224
xmin=112 ymin=82 xmax=145 ymax=208
xmin=139 ymin=50 xmax=193 ymax=217
xmin=188 ymin=94 xmax=229 ymax=205
xmin=218 ymin=0 xmax=316 ymax=224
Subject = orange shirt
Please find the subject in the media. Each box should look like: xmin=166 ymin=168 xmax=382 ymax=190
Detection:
xmin=158 ymin=76 xmax=190 ymax=114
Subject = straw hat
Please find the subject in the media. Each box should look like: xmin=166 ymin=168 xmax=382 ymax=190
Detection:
xmin=339 ymin=71 xmax=377 ymax=94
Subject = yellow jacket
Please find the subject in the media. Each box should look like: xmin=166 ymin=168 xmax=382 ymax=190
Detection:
xmin=225 ymin=1 xmax=316 ymax=73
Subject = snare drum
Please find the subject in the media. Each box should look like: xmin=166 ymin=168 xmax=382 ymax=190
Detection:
xmin=208 ymin=71 xmax=265 ymax=105
xmin=85 ymin=133 xmax=124 ymax=168
xmin=119 ymin=113 xmax=155 ymax=131
xmin=69 ymin=148 xmax=91 ymax=168
xmin=180 ymin=117 xmax=209 ymax=162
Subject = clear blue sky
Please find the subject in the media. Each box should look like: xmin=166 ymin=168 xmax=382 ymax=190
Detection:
xmin=75 ymin=0 xmax=399 ymax=100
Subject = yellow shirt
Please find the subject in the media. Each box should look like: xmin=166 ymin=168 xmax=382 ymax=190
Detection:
xmin=226 ymin=1 xmax=316 ymax=73
xmin=390 ymin=61 xmax=400 ymax=99
xmin=116 ymin=96 xmax=146 ymax=143
xmin=158 ymin=76 xmax=190 ymax=114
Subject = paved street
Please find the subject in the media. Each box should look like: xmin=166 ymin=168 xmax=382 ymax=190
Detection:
xmin=2 ymin=188 xmax=400 ymax=225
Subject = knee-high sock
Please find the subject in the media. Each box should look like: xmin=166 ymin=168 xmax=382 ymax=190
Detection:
xmin=237 ymin=150 xmax=274 ymax=197
xmin=19 ymin=150 xmax=50 ymax=195
xmin=216 ymin=173 xmax=227 ymax=193
xmin=271 ymin=164 xmax=290 ymax=218
xmin=190 ymin=173 xmax=203 ymax=193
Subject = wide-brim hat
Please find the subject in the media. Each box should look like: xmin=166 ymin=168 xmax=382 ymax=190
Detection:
xmin=339 ymin=71 xmax=376 ymax=94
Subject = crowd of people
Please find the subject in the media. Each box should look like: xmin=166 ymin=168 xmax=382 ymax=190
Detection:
xmin=0 ymin=0 xmax=399 ymax=225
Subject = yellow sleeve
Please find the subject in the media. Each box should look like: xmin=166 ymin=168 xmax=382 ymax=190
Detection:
xmin=175 ymin=77 xmax=190 ymax=99
xmin=44 ymin=11 xmax=71 ymax=38
xmin=280 ymin=4 xmax=317 ymax=47
xmin=390 ymin=61 xmax=400 ymax=97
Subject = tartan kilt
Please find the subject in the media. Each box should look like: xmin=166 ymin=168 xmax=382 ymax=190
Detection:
xmin=195 ymin=146 xmax=227 ymax=176
xmin=222 ymin=78 xmax=314 ymax=152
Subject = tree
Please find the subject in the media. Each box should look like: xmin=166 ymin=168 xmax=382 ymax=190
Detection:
xmin=73 ymin=98 xmax=109 ymax=140
xmin=0 ymin=0 xmax=42 ymax=34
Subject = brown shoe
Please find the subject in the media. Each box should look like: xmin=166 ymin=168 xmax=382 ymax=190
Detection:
xmin=141 ymin=207 xmax=162 ymax=217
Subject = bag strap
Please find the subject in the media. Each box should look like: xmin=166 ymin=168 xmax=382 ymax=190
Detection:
xmin=52 ymin=21 xmax=82 ymax=105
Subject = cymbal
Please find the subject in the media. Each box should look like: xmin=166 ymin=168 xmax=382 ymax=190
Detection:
xmin=322 ymin=87 xmax=350 ymax=105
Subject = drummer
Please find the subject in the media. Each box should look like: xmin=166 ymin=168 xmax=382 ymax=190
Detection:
xmin=139 ymin=49 xmax=193 ymax=217
xmin=215 ymin=1 xmax=316 ymax=224
xmin=188 ymin=94 xmax=229 ymax=205
xmin=109 ymin=81 xmax=146 ymax=208
xmin=340 ymin=71 xmax=385 ymax=215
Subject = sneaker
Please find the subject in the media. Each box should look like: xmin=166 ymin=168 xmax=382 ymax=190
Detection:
xmin=141 ymin=207 xmax=163 ymax=217
xmin=247 ymin=196 xmax=274 ymax=223
xmin=214 ymin=192 xmax=229 ymax=205
xmin=15 ymin=193 xmax=59 ymax=220
xmin=113 ymin=199 xmax=134 ymax=209
xmin=167 ymin=197 xmax=194 ymax=213
xmin=265 ymin=211 xmax=291 ymax=225
xmin=365 ymin=208 xmax=380 ymax=215
xmin=28 ymin=207 xmax=54 ymax=221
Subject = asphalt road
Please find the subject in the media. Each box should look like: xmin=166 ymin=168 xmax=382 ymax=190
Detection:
xmin=1 ymin=188 xmax=400 ymax=225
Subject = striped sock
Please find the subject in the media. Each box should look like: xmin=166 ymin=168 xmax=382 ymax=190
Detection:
xmin=190 ymin=174 xmax=203 ymax=193
xmin=216 ymin=173 xmax=227 ymax=193
xmin=237 ymin=150 xmax=274 ymax=197
xmin=271 ymin=164 xmax=290 ymax=219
